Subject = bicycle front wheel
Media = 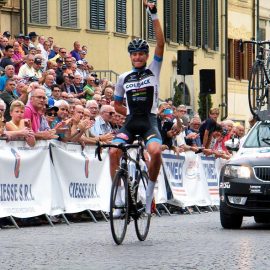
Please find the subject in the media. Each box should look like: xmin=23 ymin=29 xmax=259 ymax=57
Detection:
xmin=134 ymin=170 xmax=151 ymax=241
xmin=248 ymin=62 xmax=268 ymax=116
xmin=109 ymin=170 xmax=129 ymax=245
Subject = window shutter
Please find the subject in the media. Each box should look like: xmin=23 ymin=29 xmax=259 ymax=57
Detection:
xmin=164 ymin=0 xmax=171 ymax=41
xmin=177 ymin=0 xmax=184 ymax=43
xmin=61 ymin=0 xmax=77 ymax=28
xmin=147 ymin=0 xmax=157 ymax=40
xmin=234 ymin=40 xmax=240 ymax=80
xmin=196 ymin=0 xmax=201 ymax=47
xmin=214 ymin=0 xmax=219 ymax=51
xmin=90 ymin=0 xmax=106 ymax=30
xmin=116 ymin=0 xmax=126 ymax=33
xmin=202 ymin=0 xmax=209 ymax=49
xmin=185 ymin=0 xmax=190 ymax=45
xmin=30 ymin=0 xmax=47 ymax=25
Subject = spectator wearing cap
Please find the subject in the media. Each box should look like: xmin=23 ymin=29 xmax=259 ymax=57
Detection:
xmin=16 ymin=33 xmax=25 ymax=47
xmin=0 ymin=65 xmax=15 ymax=91
xmin=32 ymin=57 xmax=43 ymax=81
xmin=18 ymin=54 xmax=35 ymax=78
xmin=79 ymin=50 xmax=87 ymax=61
xmin=22 ymin=35 xmax=31 ymax=55
xmin=70 ymin=41 xmax=81 ymax=61
xmin=0 ymin=78 xmax=28 ymax=121
xmin=0 ymin=45 xmax=15 ymax=69
xmin=75 ymin=60 xmax=88 ymax=82
xmin=3 ymin=31 xmax=11 ymax=40
xmin=28 ymin=32 xmax=38 ymax=47
xmin=12 ymin=41 xmax=24 ymax=74
xmin=44 ymin=105 xmax=59 ymax=127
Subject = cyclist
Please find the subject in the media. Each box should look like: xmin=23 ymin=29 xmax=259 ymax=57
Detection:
xmin=110 ymin=0 xmax=165 ymax=215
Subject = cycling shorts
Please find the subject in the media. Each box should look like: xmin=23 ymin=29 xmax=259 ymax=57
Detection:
xmin=112 ymin=113 xmax=162 ymax=146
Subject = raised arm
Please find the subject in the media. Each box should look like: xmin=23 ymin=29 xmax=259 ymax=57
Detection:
xmin=143 ymin=0 xmax=165 ymax=58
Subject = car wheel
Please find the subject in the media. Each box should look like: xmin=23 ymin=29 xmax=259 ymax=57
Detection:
xmin=254 ymin=215 xmax=270 ymax=224
xmin=220 ymin=202 xmax=243 ymax=229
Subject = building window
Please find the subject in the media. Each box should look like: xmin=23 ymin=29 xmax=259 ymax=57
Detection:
xmin=90 ymin=0 xmax=106 ymax=30
xmin=202 ymin=0 xmax=219 ymax=51
xmin=116 ymin=0 xmax=126 ymax=33
xmin=228 ymin=38 xmax=254 ymax=80
xmin=164 ymin=0 xmax=201 ymax=47
xmin=29 ymin=0 xmax=48 ymax=25
xmin=60 ymin=0 xmax=78 ymax=28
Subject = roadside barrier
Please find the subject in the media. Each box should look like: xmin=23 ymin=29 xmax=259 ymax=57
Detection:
xmin=0 ymin=140 xmax=225 ymax=227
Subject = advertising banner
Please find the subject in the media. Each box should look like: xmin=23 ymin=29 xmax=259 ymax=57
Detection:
xmin=0 ymin=140 xmax=51 ymax=218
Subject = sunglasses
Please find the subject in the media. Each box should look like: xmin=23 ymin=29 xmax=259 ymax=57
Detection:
xmin=107 ymin=111 xmax=115 ymax=116
xmin=47 ymin=112 xmax=57 ymax=117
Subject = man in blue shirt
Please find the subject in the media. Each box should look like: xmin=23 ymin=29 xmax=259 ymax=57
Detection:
xmin=0 ymin=65 xmax=15 ymax=91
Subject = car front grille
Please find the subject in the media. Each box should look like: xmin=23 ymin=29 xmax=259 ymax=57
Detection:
xmin=254 ymin=167 xmax=270 ymax=181
xmin=246 ymin=195 xmax=270 ymax=209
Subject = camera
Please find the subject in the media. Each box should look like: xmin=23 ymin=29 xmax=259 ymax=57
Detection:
xmin=29 ymin=76 xmax=39 ymax=82
xmin=94 ymin=78 xmax=100 ymax=85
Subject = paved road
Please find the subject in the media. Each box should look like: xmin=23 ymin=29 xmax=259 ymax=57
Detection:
xmin=1 ymin=212 xmax=270 ymax=270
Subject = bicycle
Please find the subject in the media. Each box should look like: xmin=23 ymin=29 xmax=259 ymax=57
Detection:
xmin=239 ymin=39 xmax=270 ymax=119
xmin=95 ymin=135 xmax=151 ymax=245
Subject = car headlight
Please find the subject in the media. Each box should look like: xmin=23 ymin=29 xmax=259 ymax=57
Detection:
xmin=224 ymin=165 xmax=251 ymax=179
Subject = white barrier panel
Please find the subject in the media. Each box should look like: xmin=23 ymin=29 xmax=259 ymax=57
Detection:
xmin=0 ymin=140 xmax=52 ymax=218
xmin=199 ymin=155 xmax=220 ymax=205
xmin=50 ymin=141 xmax=111 ymax=213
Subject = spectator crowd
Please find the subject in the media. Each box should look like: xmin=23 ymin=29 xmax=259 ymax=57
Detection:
xmin=0 ymin=30 xmax=249 ymax=158
xmin=0 ymin=30 xmax=251 ymax=226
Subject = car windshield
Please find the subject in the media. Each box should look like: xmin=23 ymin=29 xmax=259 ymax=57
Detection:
xmin=244 ymin=121 xmax=270 ymax=148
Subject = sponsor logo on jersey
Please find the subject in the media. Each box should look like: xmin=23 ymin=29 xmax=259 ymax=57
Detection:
xmin=125 ymin=78 xmax=151 ymax=89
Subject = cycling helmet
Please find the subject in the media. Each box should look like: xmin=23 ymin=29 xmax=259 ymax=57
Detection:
xmin=128 ymin=38 xmax=149 ymax=54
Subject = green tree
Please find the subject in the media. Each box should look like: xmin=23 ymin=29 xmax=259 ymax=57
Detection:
xmin=198 ymin=94 xmax=213 ymax=121
xmin=173 ymin=80 xmax=183 ymax=106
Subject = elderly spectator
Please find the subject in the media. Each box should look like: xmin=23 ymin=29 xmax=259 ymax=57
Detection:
xmin=0 ymin=65 xmax=15 ymax=91
xmin=49 ymin=44 xmax=59 ymax=59
xmin=235 ymin=124 xmax=245 ymax=139
xmin=90 ymin=104 xmax=115 ymax=136
xmin=175 ymin=104 xmax=189 ymax=127
xmin=0 ymin=45 xmax=15 ymax=69
xmin=73 ymin=74 xmax=84 ymax=96
xmin=24 ymin=88 xmax=56 ymax=140
xmin=18 ymin=54 xmax=35 ymax=78
xmin=102 ymin=86 xmax=114 ymax=105
xmin=185 ymin=117 xmax=202 ymax=147
xmin=70 ymin=41 xmax=81 ymax=61
xmin=84 ymin=75 xmax=96 ymax=100
xmin=5 ymin=100 xmax=35 ymax=147
xmin=0 ymin=79 xmax=28 ymax=121
xmin=48 ymin=84 xmax=61 ymax=106
xmin=75 ymin=60 xmax=87 ymax=82
xmin=85 ymin=100 xmax=99 ymax=120
xmin=222 ymin=119 xmax=234 ymax=141
xmin=79 ymin=50 xmax=87 ymax=61
xmin=61 ymin=73 xmax=76 ymax=94
xmin=0 ymin=98 xmax=6 ymax=133
xmin=12 ymin=42 xmax=24 ymax=74
xmin=42 ymin=74 xmax=54 ymax=97
xmin=199 ymin=107 xmax=219 ymax=149
xmin=32 ymin=57 xmax=43 ymax=81
xmin=50 ymin=47 xmax=68 ymax=63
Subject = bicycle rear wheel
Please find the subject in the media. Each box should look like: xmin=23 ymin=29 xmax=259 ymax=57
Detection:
xmin=109 ymin=170 xmax=129 ymax=245
xmin=248 ymin=62 xmax=268 ymax=116
xmin=134 ymin=170 xmax=151 ymax=241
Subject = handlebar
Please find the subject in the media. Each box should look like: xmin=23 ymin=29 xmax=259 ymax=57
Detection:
xmin=239 ymin=39 xmax=270 ymax=53
xmin=95 ymin=135 xmax=145 ymax=162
